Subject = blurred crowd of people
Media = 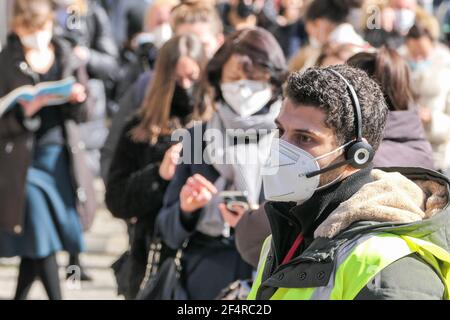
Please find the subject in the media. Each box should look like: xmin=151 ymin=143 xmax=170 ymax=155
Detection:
xmin=0 ymin=0 xmax=450 ymax=300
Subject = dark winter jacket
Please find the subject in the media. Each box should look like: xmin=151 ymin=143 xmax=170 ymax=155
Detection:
xmin=0 ymin=33 xmax=87 ymax=234
xmin=105 ymin=116 xmax=175 ymax=299
xmin=253 ymin=167 xmax=450 ymax=300
xmin=55 ymin=0 xmax=119 ymax=82
xmin=273 ymin=20 xmax=308 ymax=60
xmin=100 ymin=71 xmax=152 ymax=180
xmin=374 ymin=110 xmax=435 ymax=170
xmin=105 ymin=117 xmax=173 ymax=224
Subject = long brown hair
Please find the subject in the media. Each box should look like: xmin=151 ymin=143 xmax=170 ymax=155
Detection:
xmin=347 ymin=47 xmax=414 ymax=111
xmin=131 ymin=34 xmax=210 ymax=144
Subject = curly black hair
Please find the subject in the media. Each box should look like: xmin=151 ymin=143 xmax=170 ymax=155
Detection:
xmin=285 ymin=65 xmax=388 ymax=151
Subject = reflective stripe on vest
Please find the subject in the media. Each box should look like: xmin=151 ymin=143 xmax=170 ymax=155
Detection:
xmin=248 ymin=233 xmax=450 ymax=300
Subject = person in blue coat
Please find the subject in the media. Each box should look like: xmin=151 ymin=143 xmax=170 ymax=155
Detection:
xmin=0 ymin=0 xmax=89 ymax=300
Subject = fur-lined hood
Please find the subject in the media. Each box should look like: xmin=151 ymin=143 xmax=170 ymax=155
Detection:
xmin=315 ymin=167 xmax=450 ymax=251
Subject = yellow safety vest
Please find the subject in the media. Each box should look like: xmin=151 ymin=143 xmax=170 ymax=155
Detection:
xmin=248 ymin=233 xmax=450 ymax=300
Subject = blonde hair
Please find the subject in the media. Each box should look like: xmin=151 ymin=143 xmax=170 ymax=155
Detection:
xmin=67 ymin=0 xmax=89 ymax=16
xmin=12 ymin=0 xmax=54 ymax=31
xmin=144 ymin=0 xmax=181 ymax=31
xmin=415 ymin=7 xmax=440 ymax=40
xmin=170 ymin=1 xmax=223 ymax=35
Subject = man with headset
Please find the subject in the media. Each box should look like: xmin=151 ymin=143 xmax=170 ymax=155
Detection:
xmin=247 ymin=65 xmax=450 ymax=300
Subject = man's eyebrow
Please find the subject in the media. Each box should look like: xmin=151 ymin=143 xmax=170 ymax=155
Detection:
xmin=293 ymin=128 xmax=322 ymax=138
xmin=275 ymin=120 xmax=321 ymax=137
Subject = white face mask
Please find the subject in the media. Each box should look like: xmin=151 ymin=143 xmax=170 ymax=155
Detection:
xmin=394 ymin=8 xmax=416 ymax=35
xmin=20 ymin=31 xmax=52 ymax=51
xmin=220 ymin=80 xmax=272 ymax=118
xmin=262 ymin=138 xmax=350 ymax=203
xmin=151 ymin=23 xmax=173 ymax=48
xmin=309 ymin=36 xmax=322 ymax=49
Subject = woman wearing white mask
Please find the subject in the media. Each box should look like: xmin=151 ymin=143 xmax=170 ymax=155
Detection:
xmin=156 ymin=27 xmax=287 ymax=300
xmin=0 ymin=0 xmax=91 ymax=300
xmin=143 ymin=0 xmax=180 ymax=48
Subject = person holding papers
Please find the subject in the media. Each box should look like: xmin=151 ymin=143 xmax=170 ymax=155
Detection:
xmin=0 ymin=0 xmax=92 ymax=300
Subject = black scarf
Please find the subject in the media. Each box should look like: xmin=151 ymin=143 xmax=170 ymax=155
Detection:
xmin=266 ymin=165 xmax=374 ymax=264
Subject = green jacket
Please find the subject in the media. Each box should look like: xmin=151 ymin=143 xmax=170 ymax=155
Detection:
xmin=252 ymin=167 xmax=450 ymax=300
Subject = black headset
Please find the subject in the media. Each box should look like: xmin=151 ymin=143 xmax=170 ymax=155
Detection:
xmin=305 ymin=69 xmax=374 ymax=178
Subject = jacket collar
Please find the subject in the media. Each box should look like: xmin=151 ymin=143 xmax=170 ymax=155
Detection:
xmin=7 ymin=32 xmax=81 ymax=80
xmin=258 ymin=167 xmax=450 ymax=295
xmin=265 ymin=165 xmax=374 ymax=264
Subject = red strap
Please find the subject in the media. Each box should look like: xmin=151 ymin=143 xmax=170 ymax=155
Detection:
xmin=282 ymin=234 xmax=304 ymax=265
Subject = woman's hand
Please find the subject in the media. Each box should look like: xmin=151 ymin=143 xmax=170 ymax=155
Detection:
xmin=180 ymin=174 xmax=217 ymax=214
xmin=159 ymin=143 xmax=182 ymax=181
xmin=219 ymin=203 xmax=247 ymax=228
xmin=19 ymin=95 xmax=56 ymax=117
xmin=73 ymin=46 xmax=91 ymax=63
xmin=70 ymin=83 xmax=87 ymax=104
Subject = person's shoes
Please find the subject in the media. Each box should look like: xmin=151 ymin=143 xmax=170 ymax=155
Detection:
xmin=66 ymin=266 xmax=93 ymax=282
xmin=79 ymin=269 xmax=93 ymax=282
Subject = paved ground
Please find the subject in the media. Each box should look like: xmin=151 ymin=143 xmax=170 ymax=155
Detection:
xmin=0 ymin=181 xmax=128 ymax=300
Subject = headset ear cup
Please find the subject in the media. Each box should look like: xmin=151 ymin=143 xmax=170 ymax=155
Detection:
xmin=346 ymin=142 xmax=374 ymax=168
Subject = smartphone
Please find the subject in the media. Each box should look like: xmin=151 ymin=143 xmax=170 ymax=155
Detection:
xmin=220 ymin=191 xmax=251 ymax=214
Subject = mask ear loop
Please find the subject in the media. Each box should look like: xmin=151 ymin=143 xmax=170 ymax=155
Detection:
xmin=314 ymin=140 xmax=355 ymax=162
xmin=304 ymin=140 xmax=355 ymax=179
xmin=315 ymin=171 xmax=345 ymax=192
xmin=311 ymin=141 xmax=356 ymax=191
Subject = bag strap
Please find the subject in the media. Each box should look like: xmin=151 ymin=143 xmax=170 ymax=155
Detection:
xmin=140 ymin=235 xmax=189 ymax=291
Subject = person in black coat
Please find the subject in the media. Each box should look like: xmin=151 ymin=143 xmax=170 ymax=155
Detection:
xmin=54 ymin=0 xmax=119 ymax=84
xmin=53 ymin=0 xmax=119 ymax=178
xmin=156 ymin=28 xmax=288 ymax=300
xmin=105 ymin=34 xmax=211 ymax=299
xmin=0 ymin=0 xmax=89 ymax=300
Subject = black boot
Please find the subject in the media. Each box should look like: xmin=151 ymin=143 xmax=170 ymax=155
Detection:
xmin=67 ymin=254 xmax=93 ymax=282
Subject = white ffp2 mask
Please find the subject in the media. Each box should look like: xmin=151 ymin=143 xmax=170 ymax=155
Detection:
xmin=394 ymin=9 xmax=416 ymax=34
xmin=20 ymin=31 xmax=52 ymax=51
xmin=262 ymin=138 xmax=351 ymax=203
xmin=221 ymin=80 xmax=272 ymax=118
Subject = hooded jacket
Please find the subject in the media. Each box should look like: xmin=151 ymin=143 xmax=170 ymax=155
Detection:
xmin=374 ymin=110 xmax=435 ymax=170
xmin=254 ymin=167 xmax=450 ymax=300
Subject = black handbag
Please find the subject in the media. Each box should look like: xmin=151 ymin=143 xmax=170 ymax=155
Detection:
xmin=216 ymin=279 xmax=253 ymax=300
xmin=136 ymin=237 xmax=188 ymax=300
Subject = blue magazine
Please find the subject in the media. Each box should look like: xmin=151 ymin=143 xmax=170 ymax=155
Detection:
xmin=0 ymin=77 xmax=76 ymax=117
